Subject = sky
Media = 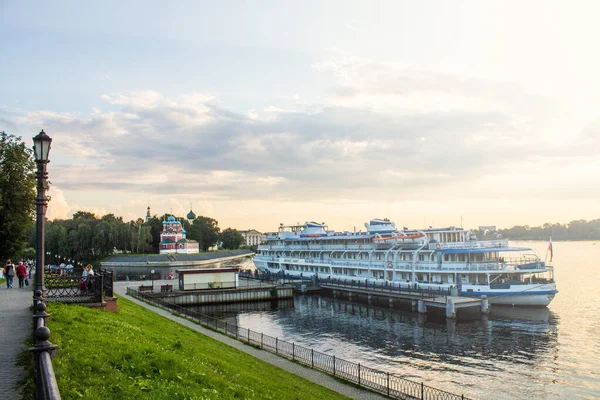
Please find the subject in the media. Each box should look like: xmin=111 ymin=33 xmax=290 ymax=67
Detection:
xmin=1 ymin=0 xmax=599 ymax=232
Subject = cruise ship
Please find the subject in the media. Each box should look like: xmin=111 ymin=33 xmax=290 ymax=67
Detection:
xmin=254 ymin=219 xmax=557 ymax=306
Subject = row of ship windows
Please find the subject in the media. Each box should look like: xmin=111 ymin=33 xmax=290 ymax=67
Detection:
xmin=268 ymin=253 xmax=489 ymax=262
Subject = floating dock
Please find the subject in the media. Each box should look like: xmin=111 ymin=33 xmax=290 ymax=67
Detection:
xmin=130 ymin=278 xmax=293 ymax=306
xmin=316 ymin=282 xmax=487 ymax=319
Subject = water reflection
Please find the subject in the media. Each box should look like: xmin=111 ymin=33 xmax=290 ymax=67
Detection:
xmin=193 ymin=293 xmax=558 ymax=376
xmin=216 ymin=249 xmax=597 ymax=399
xmin=490 ymin=305 xmax=552 ymax=322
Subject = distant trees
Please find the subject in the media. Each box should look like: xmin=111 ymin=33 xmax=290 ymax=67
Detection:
xmin=497 ymin=219 xmax=600 ymax=240
xmin=187 ymin=216 xmax=220 ymax=251
xmin=0 ymin=132 xmax=36 ymax=261
xmin=220 ymin=228 xmax=245 ymax=250
xmin=145 ymin=216 xmax=163 ymax=253
xmin=38 ymin=211 xmax=154 ymax=265
xmin=29 ymin=203 xmax=254 ymax=265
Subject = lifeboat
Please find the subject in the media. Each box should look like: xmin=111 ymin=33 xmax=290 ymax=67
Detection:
xmin=372 ymin=233 xmax=425 ymax=242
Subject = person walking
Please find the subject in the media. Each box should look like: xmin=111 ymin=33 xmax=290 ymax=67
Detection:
xmin=80 ymin=265 xmax=89 ymax=292
xmin=16 ymin=261 xmax=27 ymax=288
xmin=86 ymin=264 xmax=95 ymax=292
xmin=4 ymin=260 xmax=15 ymax=288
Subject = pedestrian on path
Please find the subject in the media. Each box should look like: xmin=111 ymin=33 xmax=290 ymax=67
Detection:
xmin=16 ymin=261 xmax=27 ymax=288
xmin=80 ymin=264 xmax=89 ymax=292
xmin=4 ymin=260 xmax=15 ymax=288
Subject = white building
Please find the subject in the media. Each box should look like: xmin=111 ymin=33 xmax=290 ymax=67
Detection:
xmin=239 ymin=229 xmax=265 ymax=246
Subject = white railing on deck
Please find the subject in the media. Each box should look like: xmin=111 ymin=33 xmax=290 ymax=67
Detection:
xmin=259 ymin=245 xmax=372 ymax=251
xmin=428 ymin=239 xmax=508 ymax=250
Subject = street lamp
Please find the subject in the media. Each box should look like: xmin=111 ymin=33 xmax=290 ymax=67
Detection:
xmin=33 ymin=129 xmax=52 ymax=298
xmin=31 ymin=129 xmax=60 ymax=399
xmin=151 ymin=269 xmax=155 ymax=290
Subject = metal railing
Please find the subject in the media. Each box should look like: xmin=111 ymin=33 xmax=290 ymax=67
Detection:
xmin=44 ymin=269 xmax=114 ymax=303
xmin=31 ymin=291 xmax=61 ymax=399
xmin=29 ymin=268 xmax=114 ymax=399
xmin=243 ymin=271 xmax=450 ymax=298
xmin=128 ymin=288 xmax=472 ymax=400
xmin=321 ymin=278 xmax=450 ymax=300
xmin=428 ymin=240 xmax=508 ymax=250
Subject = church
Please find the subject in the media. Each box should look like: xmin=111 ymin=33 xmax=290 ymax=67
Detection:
xmin=159 ymin=214 xmax=199 ymax=254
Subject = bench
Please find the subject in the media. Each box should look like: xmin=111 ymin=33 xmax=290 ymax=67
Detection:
xmin=160 ymin=284 xmax=173 ymax=293
xmin=139 ymin=285 xmax=154 ymax=293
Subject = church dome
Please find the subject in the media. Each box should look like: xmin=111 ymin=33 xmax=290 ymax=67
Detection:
xmin=187 ymin=210 xmax=196 ymax=220
xmin=168 ymin=215 xmax=176 ymax=222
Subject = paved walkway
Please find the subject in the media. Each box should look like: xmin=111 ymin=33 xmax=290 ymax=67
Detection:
xmin=0 ymin=283 xmax=33 ymax=399
xmin=115 ymin=280 xmax=387 ymax=400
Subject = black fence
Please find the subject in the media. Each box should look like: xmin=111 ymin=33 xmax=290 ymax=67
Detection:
xmin=31 ymin=291 xmax=60 ymax=400
xmin=45 ymin=269 xmax=114 ymax=303
xmin=321 ymin=279 xmax=451 ymax=300
xmin=128 ymin=287 xmax=472 ymax=400
xmin=239 ymin=270 xmax=451 ymax=300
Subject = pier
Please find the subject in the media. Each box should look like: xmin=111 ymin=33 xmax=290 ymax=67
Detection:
xmin=287 ymin=278 xmax=487 ymax=319
xmin=130 ymin=278 xmax=293 ymax=306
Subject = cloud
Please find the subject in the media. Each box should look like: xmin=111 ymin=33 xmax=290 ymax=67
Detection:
xmin=46 ymin=186 xmax=107 ymax=220
xmin=5 ymin=54 xmax=599 ymax=210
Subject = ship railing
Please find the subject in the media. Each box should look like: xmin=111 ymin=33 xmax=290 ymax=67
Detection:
xmin=320 ymin=278 xmax=450 ymax=299
xmin=428 ymin=239 xmax=509 ymax=250
xmin=327 ymin=260 xmax=509 ymax=272
xmin=262 ymin=245 xmax=373 ymax=251
xmin=128 ymin=288 xmax=471 ymax=400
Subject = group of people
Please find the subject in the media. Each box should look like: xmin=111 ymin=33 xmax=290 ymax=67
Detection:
xmin=3 ymin=260 xmax=32 ymax=289
xmin=79 ymin=264 xmax=95 ymax=292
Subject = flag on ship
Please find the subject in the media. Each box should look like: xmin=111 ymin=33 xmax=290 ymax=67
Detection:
xmin=548 ymin=238 xmax=553 ymax=262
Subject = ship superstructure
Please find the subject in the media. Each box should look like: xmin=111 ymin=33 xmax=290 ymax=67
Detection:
xmin=254 ymin=219 xmax=557 ymax=306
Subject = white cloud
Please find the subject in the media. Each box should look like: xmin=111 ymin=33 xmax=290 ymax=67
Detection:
xmin=46 ymin=186 xmax=107 ymax=221
xmin=5 ymin=54 xmax=600 ymax=228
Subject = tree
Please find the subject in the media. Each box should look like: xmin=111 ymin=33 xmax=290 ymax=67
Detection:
xmin=130 ymin=218 xmax=152 ymax=253
xmin=188 ymin=216 xmax=220 ymax=251
xmin=220 ymin=228 xmax=245 ymax=250
xmin=144 ymin=216 xmax=163 ymax=253
xmin=73 ymin=211 xmax=97 ymax=221
xmin=0 ymin=132 xmax=36 ymax=261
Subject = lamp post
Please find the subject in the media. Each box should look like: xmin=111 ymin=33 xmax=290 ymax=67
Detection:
xmin=151 ymin=269 xmax=155 ymax=290
xmin=33 ymin=129 xmax=52 ymax=297
xmin=31 ymin=130 xmax=60 ymax=399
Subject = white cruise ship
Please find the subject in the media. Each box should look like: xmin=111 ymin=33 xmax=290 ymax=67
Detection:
xmin=254 ymin=219 xmax=557 ymax=306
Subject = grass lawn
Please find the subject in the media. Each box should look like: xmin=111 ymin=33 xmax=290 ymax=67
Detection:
xmin=38 ymin=297 xmax=348 ymax=400
xmin=0 ymin=277 xmax=5 ymax=285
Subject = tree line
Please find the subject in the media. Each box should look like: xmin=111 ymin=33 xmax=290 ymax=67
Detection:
xmin=32 ymin=211 xmax=247 ymax=266
xmin=475 ymin=219 xmax=600 ymax=240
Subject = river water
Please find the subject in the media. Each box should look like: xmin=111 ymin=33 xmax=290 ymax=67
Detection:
xmin=203 ymin=241 xmax=600 ymax=399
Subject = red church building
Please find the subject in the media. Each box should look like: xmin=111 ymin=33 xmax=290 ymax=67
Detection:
xmin=159 ymin=215 xmax=199 ymax=254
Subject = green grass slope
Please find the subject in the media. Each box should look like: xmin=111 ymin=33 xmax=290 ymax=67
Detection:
xmin=44 ymin=298 xmax=348 ymax=400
